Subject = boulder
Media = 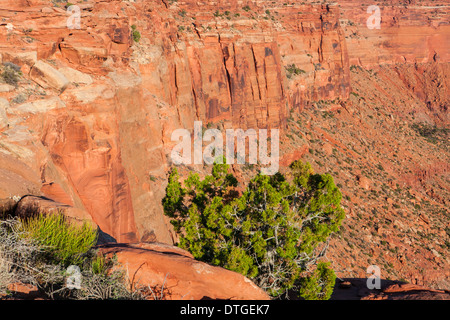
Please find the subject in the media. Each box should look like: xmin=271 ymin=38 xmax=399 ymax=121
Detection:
xmin=99 ymin=243 xmax=270 ymax=300
xmin=2 ymin=51 xmax=37 ymax=68
xmin=6 ymin=283 xmax=43 ymax=300
xmin=356 ymin=175 xmax=371 ymax=190
xmin=29 ymin=61 xmax=69 ymax=93
xmin=322 ymin=142 xmax=334 ymax=155
xmin=58 ymin=67 xmax=93 ymax=85
xmin=15 ymin=195 xmax=96 ymax=229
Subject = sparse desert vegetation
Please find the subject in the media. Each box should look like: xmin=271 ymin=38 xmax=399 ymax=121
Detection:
xmin=0 ymin=210 xmax=152 ymax=300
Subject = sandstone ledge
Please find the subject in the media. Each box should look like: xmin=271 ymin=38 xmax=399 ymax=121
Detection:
xmin=99 ymin=243 xmax=270 ymax=300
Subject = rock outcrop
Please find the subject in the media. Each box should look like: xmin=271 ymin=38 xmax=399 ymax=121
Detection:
xmin=99 ymin=243 xmax=270 ymax=300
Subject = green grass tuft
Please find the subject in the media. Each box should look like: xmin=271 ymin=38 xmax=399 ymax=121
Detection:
xmin=20 ymin=213 xmax=97 ymax=267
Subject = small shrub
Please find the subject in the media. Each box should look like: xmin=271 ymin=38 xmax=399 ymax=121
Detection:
xmin=179 ymin=9 xmax=187 ymax=17
xmin=74 ymin=255 xmax=132 ymax=300
xmin=163 ymin=161 xmax=345 ymax=298
xmin=3 ymin=62 xmax=21 ymax=73
xmin=285 ymin=64 xmax=306 ymax=79
xmin=20 ymin=213 xmax=98 ymax=267
xmin=91 ymin=254 xmax=108 ymax=275
xmin=0 ymin=218 xmax=42 ymax=294
xmin=297 ymin=262 xmax=337 ymax=300
xmin=11 ymin=93 xmax=27 ymax=104
xmin=131 ymin=25 xmax=141 ymax=43
xmin=1 ymin=63 xmax=21 ymax=87
xmin=411 ymin=122 xmax=448 ymax=145
xmin=0 ymin=216 xmax=143 ymax=300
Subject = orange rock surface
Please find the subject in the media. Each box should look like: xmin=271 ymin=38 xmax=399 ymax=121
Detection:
xmin=99 ymin=243 xmax=270 ymax=300
xmin=0 ymin=0 xmax=448 ymax=296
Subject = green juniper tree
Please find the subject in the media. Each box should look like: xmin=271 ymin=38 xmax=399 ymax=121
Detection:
xmin=163 ymin=160 xmax=345 ymax=299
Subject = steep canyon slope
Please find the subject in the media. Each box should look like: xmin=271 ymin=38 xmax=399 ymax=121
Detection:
xmin=0 ymin=0 xmax=448 ymax=293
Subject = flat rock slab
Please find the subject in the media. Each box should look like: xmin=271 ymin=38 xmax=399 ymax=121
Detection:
xmin=29 ymin=60 xmax=69 ymax=93
xmin=99 ymin=243 xmax=270 ymax=300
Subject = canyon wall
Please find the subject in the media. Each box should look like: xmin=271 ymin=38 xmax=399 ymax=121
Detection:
xmin=0 ymin=0 xmax=354 ymax=243
xmin=0 ymin=0 xmax=448 ymax=288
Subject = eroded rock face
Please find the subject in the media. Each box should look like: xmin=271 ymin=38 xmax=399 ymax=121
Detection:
xmin=0 ymin=0 xmax=448 ymax=293
xmin=338 ymin=0 xmax=450 ymax=66
xmin=0 ymin=0 xmax=354 ymax=243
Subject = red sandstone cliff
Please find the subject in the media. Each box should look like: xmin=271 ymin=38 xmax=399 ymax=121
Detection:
xmin=0 ymin=0 xmax=354 ymax=243
xmin=0 ymin=0 xmax=448 ymax=295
